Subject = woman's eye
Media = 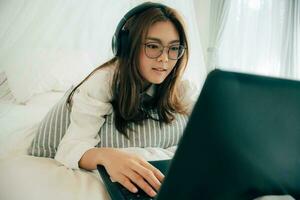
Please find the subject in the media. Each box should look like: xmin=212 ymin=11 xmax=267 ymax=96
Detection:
xmin=146 ymin=44 xmax=159 ymax=49
xmin=170 ymin=46 xmax=180 ymax=51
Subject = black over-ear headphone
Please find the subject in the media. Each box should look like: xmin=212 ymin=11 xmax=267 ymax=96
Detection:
xmin=111 ymin=2 xmax=166 ymax=57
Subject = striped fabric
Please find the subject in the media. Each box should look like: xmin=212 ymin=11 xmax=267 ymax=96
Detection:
xmin=28 ymin=88 xmax=189 ymax=158
xmin=97 ymin=111 xmax=188 ymax=148
xmin=28 ymin=87 xmax=72 ymax=158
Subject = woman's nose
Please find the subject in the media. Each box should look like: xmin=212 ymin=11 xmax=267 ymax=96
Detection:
xmin=157 ymin=48 xmax=169 ymax=63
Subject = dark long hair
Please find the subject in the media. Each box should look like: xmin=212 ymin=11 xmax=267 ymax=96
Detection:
xmin=67 ymin=4 xmax=189 ymax=136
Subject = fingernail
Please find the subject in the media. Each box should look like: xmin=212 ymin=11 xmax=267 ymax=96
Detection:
xmin=132 ymin=188 xmax=138 ymax=193
xmin=151 ymin=191 xmax=157 ymax=196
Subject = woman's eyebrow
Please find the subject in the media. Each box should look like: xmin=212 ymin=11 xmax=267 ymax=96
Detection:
xmin=146 ymin=37 xmax=180 ymax=44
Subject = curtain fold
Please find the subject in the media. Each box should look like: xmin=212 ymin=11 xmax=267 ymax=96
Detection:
xmin=216 ymin=0 xmax=300 ymax=79
xmin=280 ymin=0 xmax=300 ymax=78
xmin=207 ymin=0 xmax=231 ymax=71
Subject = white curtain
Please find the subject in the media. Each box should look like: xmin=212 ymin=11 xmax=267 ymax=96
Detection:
xmin=217 ymin=0 xmax=300 ymax=79
xmin=207 ymin=0 xmax=231 ymax=71
xmin=0 ymin=0 xmax=206 ymax=91
xmin=280 ymin=0 xmax=300 ymax=78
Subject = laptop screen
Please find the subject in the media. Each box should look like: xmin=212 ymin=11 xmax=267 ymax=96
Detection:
xmin=156 ymin=69 xmax=300 ymax=199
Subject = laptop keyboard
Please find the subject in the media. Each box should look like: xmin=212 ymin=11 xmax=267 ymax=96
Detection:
xmin=118 ymin=183 xmax=155 ymax=200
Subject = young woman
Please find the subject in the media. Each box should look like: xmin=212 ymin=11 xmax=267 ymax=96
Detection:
xmin=55 ymin=2 xmax=197 ymax=197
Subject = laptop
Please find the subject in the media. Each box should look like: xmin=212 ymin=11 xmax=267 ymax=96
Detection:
xmin=98 ymin=69 xmax=300 ymax=200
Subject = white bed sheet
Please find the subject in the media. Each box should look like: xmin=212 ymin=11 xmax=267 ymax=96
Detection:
xmin=0 ymin=92 xmax=64 ymax=156
xmin=0 ymin=91 xmax=295 ymax=200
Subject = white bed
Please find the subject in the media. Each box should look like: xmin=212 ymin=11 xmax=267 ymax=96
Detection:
xmin=0 ymin=85 xmax=176 ymax=200
xmin=0 ymin=72 xmax=295 ymax=200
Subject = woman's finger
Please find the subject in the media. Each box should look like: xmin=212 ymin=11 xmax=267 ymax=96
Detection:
xmin=130 ymin=161 xmax=161 ymax=191
xmin=124 ymin=169 xmax=157 ymax=197
xmin=140 ymin=160 xmax=165 ymax=182
xmin=116 ymin=174 xmax=138 ymax=194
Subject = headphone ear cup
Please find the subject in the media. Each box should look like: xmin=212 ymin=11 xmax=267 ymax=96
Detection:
xmin=118 ymin=30 xmax=129 ymax=57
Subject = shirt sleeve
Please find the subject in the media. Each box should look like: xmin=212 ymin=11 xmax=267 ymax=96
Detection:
xmin=178 ymin=79 xmax=200 ymax=114
xmin=55 ymin=68 xmax=113 ymax=169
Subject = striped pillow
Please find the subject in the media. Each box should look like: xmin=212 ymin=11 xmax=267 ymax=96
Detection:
xmin=28 ymin=87 xmax=73 ymax=158
xmin=97 ymin=111 xmax=188 ymax=148
xmin=28 ymin=88 xmax=189 ymax=158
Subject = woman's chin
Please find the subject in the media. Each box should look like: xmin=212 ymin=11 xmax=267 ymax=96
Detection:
xmin=149 ymin=78 xmax=166 ymax=84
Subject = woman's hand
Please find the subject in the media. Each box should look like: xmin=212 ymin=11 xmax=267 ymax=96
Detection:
xmin=98 ymin=148 xmax=165 ymax=197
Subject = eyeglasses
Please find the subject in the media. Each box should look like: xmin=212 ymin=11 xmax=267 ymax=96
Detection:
xmin=143 ymin=42 xmax=186 ymax=60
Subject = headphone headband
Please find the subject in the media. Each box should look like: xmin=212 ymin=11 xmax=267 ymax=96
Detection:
xmin=112 ymin=2 xmax=167 ymax=56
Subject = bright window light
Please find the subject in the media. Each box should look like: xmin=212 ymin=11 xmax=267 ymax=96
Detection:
xmin=248 ymin=0 xmax=261 ymax=10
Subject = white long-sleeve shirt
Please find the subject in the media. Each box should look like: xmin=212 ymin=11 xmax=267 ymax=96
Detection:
xmin=55 ymin=64 xmax=199 ymax=169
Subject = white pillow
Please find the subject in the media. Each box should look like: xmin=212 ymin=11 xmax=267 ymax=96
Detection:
xmin=4 ymin=48 xmax=95 ymax=104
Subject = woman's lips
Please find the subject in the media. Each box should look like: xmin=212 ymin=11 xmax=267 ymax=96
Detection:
xmin=152 ymin=67 xmax=167 ymax=71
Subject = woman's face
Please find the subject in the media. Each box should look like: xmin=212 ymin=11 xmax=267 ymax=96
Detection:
xmin=139 ymin=20 xmax=180 ymax=86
